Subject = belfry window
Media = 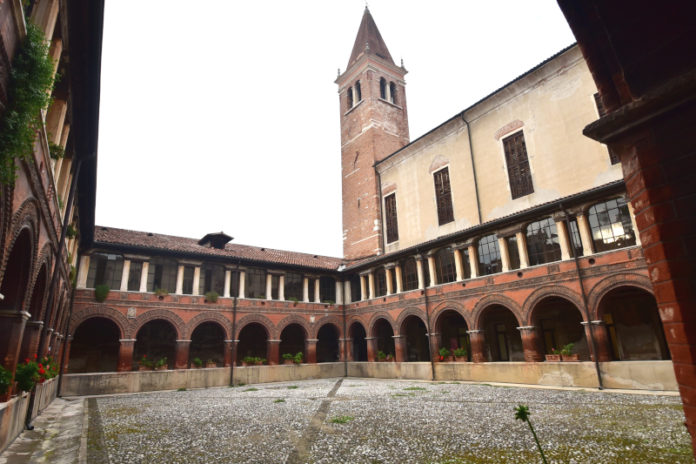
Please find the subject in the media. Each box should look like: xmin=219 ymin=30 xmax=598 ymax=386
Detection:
xmin=503 ymin=131 xmax=534 ymax=199
xmin=389 ymin=82 xmax=397 ymax=104
xmin=347 ymin=88 xmax=354 ymax=110
xmin=433 ymin=167 xmax=454 ymax=225
xmin=355 ymin=80 xmax=362 ymax=102
xmin=380 ymin=77 xmax=387 ymax=99
xmin=385 ymin=193 xmax=398 ymax=243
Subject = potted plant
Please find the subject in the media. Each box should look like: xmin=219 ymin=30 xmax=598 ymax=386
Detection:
xmin=192 ymin=357 xmax=203 ymax=368
xmin=386 ymin=353 xmax=394 ymax=362
xmin=438 ymin=347 xmax=452 ymax=362
xmin=205 ymin=291 xmax=219 ymax=303
xmin=255 ymin=357 xmax=266 ymax=366
xmin=15 ymin=358 xmax=38 ymax=392
xmin=0 ymin=365 xmax=13 ymax=401
xmin=453 ymin=347 xmax=467 ymax=362
xmin=154 ymin=357 xmax=168 ymax=370
xmin=154 ymin=288 xmax=168 ymax=300
xmin=206 ymin=359 xmax=217 ymax=368
xmin=282 ymin=353 xmax=294 ymax=365
xmin=138 ymin=355 xmax=153 ymax=371
xmin=94 ymin=284 xmax=110 ymax=302
xmin=377 ymin=350 xmax=387 ymax=362
xmin=560 ymin=343 xmax=578 ymax=361
xmin=545 ymin=347 xmax=561 ymax=362
xmin=293 ymin=352 xmax=303 ymax=364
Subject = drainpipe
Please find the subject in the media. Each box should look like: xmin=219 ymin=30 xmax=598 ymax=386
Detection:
xmin=341 ymin=280 xmax=348 ymax=378
xmin=229 ymin=262 xmax=240 ymax=387
xmin=561 ymin=205 xmax=604 ymax=390
xmin=418 ymin=248 xmax=436 ymax=381
xmin=375 ymin=168 xmax=385 ymax=254
xmin=461 ymin=114 xmax=483 ymax=224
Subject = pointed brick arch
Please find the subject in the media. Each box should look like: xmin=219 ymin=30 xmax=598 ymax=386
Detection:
xmin=70 ymin=305 xmax=129 ymax=340
xmin=234 ymin=313 xmax=275 ymax=339
xmin=185 ymin=312 xmax=231 ymax=339
xmin=395 ymin=306 xmax=428 ymax=334
xmin=28 ymin=243 xmax=54 ymax=322
xmin=276 ymin=315 xmax=311 ymax=339
xmin=3 ymin=199 xmax=40 ymax=278
xmin=367 ymin=311 xmax=396 ymax=336
xmin=586 ymin=273 xmax=653 ymax=320
xmin=472 ymin=294 xmax=522 ymax=329
xmin=522 ymin=285 xmax=586 ymax=325
xmin=132 ymin=309 xmax=185 ymax=340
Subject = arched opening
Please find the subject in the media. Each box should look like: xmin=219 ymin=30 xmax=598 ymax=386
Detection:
xmin=434 ymin=248 xmax=456 ymax=284
xmin=350 ymin=322 xmax=367 ymax=361
xmin=68 ymin=317 xmax=120 ymax=372
xmin=531 ymin=297 xmax=588 ymax=360
xmin=480 ymin=305 xmax=523 ymax=361
xmin=402 ymin=315 xmax=430 ymax=361
xmin=19 ymin=263 xmax=48 ymax=360
xmin=347 ymin=87 xmax=353 ymax=110
xmin=190 ymin=322 xmax=225 ymax=367
xmin=379 ymin=77 xmax=387 ymax=99
xmin=389 ymin=82 xmax=397 ymax=104
xmin=237 ymin=323 xmax=268 ymax=363
xmin=134 ymin=320 xmax=177 ymax=368
xmin=436 ymin=310 xmax=469 ymax=360
xmin=317 ymin=324 xmax=339 ymax=363
xmin=279 ymin=324 xmax=306 ymax=361
xmin=373 ymin=318 xmax=395 ymax=359
xmin=598 ymin=287 xmax=669 ymax=360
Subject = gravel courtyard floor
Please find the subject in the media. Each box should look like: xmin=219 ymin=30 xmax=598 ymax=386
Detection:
xmin=86 ymin=378 xmax=694 ymax=464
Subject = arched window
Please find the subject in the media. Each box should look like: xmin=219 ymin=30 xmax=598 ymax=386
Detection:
xmin=526 ymin=218 xmax=562 ymax=266
xmin=402 ymin=258 xmax=418 ymax=291
xmin=477 ymin=234 xmax=501 ymax=276
xmin=389 ymin=82 xmax=397 ymax=104
xmin=347 ymin=88 xmax=353 ymax=110
xmin=435 ymin=248 xmax=456 ymax=284
xmin=355 ymin=80 xmax=361 ymax=102
xmin=380 ymin=77 xmax=387 ymax=99
xmin=587 ymin=197 xmax=636 ymax=252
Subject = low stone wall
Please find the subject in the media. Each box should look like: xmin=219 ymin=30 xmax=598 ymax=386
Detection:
xmin=600 ymin=360 xmax=677 ymax=390
xmin=0 ymin=392 xmax=29 ymax=454
xmin=31 ymin=377 xmax=59 ymax=420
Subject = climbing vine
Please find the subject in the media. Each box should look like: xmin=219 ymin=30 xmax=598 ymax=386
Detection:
xmin=0 ymin=23 xmax=56 ymax=185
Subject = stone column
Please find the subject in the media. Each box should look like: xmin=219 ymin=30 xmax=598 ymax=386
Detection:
xmin=314 ymin=278 xmax=321 ymax=303
xmin=77 ymin=255 xmax=90 ymax=288
xmin=305 ymin=339 xmax=318 ymax=364
xmin=175 ymin=340 xmax=191 ymax=369
xmin=554 ymin=215 xmax=572 ymax=261
xmin=467 ymin=330 xmax=485 ymax=363
xmin=344 ymin=280 xmax=352 ymax=304
xmin=626 ymin=202 xmax=641 ymax=246
xmin=223 ymin=269 xmax=231 ymax=298
xmin=267 ymin=339 xmax=281 ymax=365
xmin=192 ymin=267 xmax=201 ymax=296
xmin=393 ymin=335 xmax=406 ymax=363
xmin=359 ymin=274 xmax=367 ymax=301
xmin=453 ymin=247 xmax=464 ymax=281
xmin=0 ymin=311 xmax=30 ymax=379
xmin=365 ymin=337 xmax=377 ymax=362
xmin=238 ymin=270 xmax=246 ymax=298
xmin=576 ymin=212 xmax=594 ymax=257
xmin=117 ymin=339 xmax=136 ymax=372
xmin=415 ymin=255 xmax=425 ymax=289
xmin=368 ymin=271 xmax=375 ymax=300
xmin=139 ymin=261 xmax=149 ymax=293
xmin=515 ymin=232 xmax=530 ymax=269
xmin=266 ymin=273 xmax=273 ymax=300
xmin=223 ymin=340 xmax=236 ymax=367
xmin=175 ymin=265 xmax=184 ymax=294
xmin=385 ymin=266 xmax=394 ymax=295
xmin=120 ymin=259 xmax=131 ymax=292
xmin=303 ymin=277 xmax=310 ymax=302
xmin=498 ymin=237 xmax=510 ymax=272
xmin=427 ymin=254 xmax=437 ymax=287
xmin=467 ymin=244 xmax=479 ymax=278
xmin=517 ymin=326 xmax=544 ymax=362
xmin=335 ymin=280 xmax=343 ymax=305
xmin=279 ymin=275 xmax=286 ymax=301
xmin=583 ymin=321 xmax=613 ymax=362
xmin=394 ymin=264 xmax=403 ymax=293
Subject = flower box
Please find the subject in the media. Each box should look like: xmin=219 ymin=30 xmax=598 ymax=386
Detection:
xmin=138 ymin=365 xmax=151 ymax=371
xmin=155 ymin=365 xmax=168 ymax=371
xmin=283 ymin=359 xmax=293 ymax=365
xmin=545 ymin=354 xmax=561 ymax=362
xmin=454 ymin=356 xmax=467 ymax=362
xmin=561 ymin=354 xmax=579 ymax=362
xmin=206 ymin=362 xmax=217 ymax=368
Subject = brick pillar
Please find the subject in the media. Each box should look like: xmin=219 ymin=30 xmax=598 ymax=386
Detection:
xmin=393 ymin=335 xmax=406 ymax=363
xmin=20 ymin=321 xmax=44 ymax=360
xmin=62 ymin=336 xmax=73 ymax=373
xmin=223 ymin=340 xmax=235 ymax=367
xmin=339 ymin=338 xmax=348 ymax=361
xmin=174 ymin=340 xmax=191 ymax=369
xmin=518 ymin=326 xmax=544 ymax=362
xmin=428 ymin=332 xmax=440 ymax=361
xmin=365 ymin=337 xmax=376 ymax=362
xmin=117 ymin=339 xmax=136 ymax=372
xmin=41 ymin=328 xmax=54 ymax=357
xmin=467 ymin=330 xmax=485 ymax=363
xmin=267 ymin=339 xmax=280 ymax=365
xmin=583 ymin=321 xmax=612 ymax=362
xmin=305 ymin=339 xmax=318 ymax=364
xmin=343 ymin=338 xmax=353 ymax=361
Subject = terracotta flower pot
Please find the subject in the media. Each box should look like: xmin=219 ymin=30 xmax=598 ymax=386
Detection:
xmin=561 ymin=354 xmax=579 ymax=362
xmin=545 ymin=354 xmax=561 ymax=362
xmin=454 ymin=356 xmax=467 ymax=362
xmin=138 ymin=365 xmax=151 ymax=371
xmin=206 ymin=363 xmax=217 ymax=368
xmin=283 ymin=360 xmax=293 ymax=365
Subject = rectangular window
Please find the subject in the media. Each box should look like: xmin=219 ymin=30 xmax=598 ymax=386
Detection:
xmin=284 ymin=272 xmax=302 ymax=301
xmin=433 ymin=167 xmax=454 ymax=225
xmin=182 ymin=266 xmax=194 ymax=294
xmin=506 ymin=236 xmax=520 ymax=270
xmin=245 ymin=268 xmax=266 ymax=298
xmin=594 ymin=93 xmax=620 ymax=165
xmin=384 ymin=193 xmax=399 ymax=243
xmin=127 ymin=261 xmax=142 ymax=291
xmin=503 ymin=131 xmax=534 ymax=199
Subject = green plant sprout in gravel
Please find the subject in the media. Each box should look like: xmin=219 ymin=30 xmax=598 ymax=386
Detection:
xmin=330 ymin=415 xmax=354 ymax=424
xmin=515 ymin=404 xmax=548 ymax=464
xmin=274 ymin=399 xmax=285 ymax=403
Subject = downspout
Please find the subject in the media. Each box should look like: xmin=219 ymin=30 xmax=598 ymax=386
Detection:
xmin=375 ymin=168 xmax=385 ymax=254
xmin=229 ymin=262 xmax=240 ymax=387
xmin=418 ymin=248 xmax=436 ymax=381
xmin=341 ymin=278 xmax=348 ymax=378
xmin=461 ymin=114 xmax=483 ymax=224
xmin=57 ymin=249 xmax=83 ymax=398
xmin=561 ymin=205 xmax=604 ymax=390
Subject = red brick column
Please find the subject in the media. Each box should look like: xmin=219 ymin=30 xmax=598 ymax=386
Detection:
xmin=62 ymin=335 xmax=73 ymax=373
xmin=427 ymin=332 xmax=440 ymax=361
xmin=223 ymin=340 xmax=235 ymax=367
xmin=519 ymin=326 xmax=544 ymax=362
xmin=393 ymin=335 xmax=406 ymax=363
xmin=583 ymin=321 xmax=613 ymax=362
xmin=117 ymin=339 xmax=135 ymax=372
xmin=0 ymin=311 xmax=30 ymax=381
xmin=339 ymin=338 xmax=349 ymax=361
xmin=365 ymin=337 xmax=376 ymax=362
xmin=20 ymin=321 xmax=43 ymax=360
xmin=41 ymin=328 xmax=54 ymax=357
xmin=468 ymin=330 xmax=486 ymax=363
xmin=305 ymin=339 xmax=317 ymax=364
xmin=267 ymin=339 xmax=280 ymax=365
xmin=174 ymin=340 xmax=191 ymax=369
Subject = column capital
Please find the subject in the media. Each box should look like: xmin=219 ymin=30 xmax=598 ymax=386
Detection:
xmin=339 ymin=338 xmax=352 ymax=342
xmin=391 ymin=334 xmax=404 ymax=339
xmin=496 ymin=224 xmax=523 ymax=238
xmin=581 ymin=320 xmax=606 ymax=326
xmin=359 ymin=270 xmax=372 ymax=277
xmin=124 ymin=254 xmax=150 ymax=261
xmin=451 ymin=242 xmax=469 ymax=251
xmin=26 ymin=320 xmax=45 ymax=328
xmin=119 ymin=338 xmax=137 ymax=343
xmin=268 ymin=339 xmax=282 ymax=343
xmin=516 ymin=326 xmax=536 ymax=331
xmin=268 ymin=270 xmax=285 ymax=276
xmin=466 ymin=329 xmax=483 ymax=334
xmin=384 ymin=262 xmax=397 ymax=270
xmin=46 ymin=328 xmax=54 ymax=334
xmin=0 ymin=310 xmax=31 ymax=321
xmin=426 ymin=332 xmax=440 ymax=337
xmin=364 ymin=337 xmax=377 ymax=340
xmin=176 ymin=339 xmax=192 ymax=344
xmin=178 ymin=259 xmax=203 ymax=266
xmin=306 ymin=338 xmax=319 ymax=343
xmin=413 ymin=253 xmax=425 ymax=261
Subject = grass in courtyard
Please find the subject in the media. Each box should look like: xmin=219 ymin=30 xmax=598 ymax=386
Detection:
xmin=287 ymin=385 xmax=298 ymax=389
xmin=176 ymin=387 xmax=186 ymax=391
xmin=391 ymin=393 xmax=416 ymax=398
xmin=330 ymin=415 xmax=354 ymax=424
xmin=274 ymin=398 xmax=285 ymax=403
xmin=244 ymin=387 xmax=259 ymax=392
xmin=404 ymin=386 xmax=427 ymax=391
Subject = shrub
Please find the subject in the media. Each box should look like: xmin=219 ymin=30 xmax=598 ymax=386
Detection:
xmin=287 ymin=296 xmax=299 ymax=302
xmin=0 ymin=365 xmax=12 ymax=395
xmin=438 ymin=347 xmax=451 ymax=357
xmin=138 ymin=355 xmax=153 ymax=369
xmin=15 ymin=360 xmax=38 ymax=392
xmin=48 ymin=141 xmax=65 ymax=160
xmin=282 ymin=353 xmax=294 ymax=360
xmin=155 ymin=357 xmax=168 ymax=369
xmin=154 ymin=288 xmax=168 ymax=297
xmin=377 ymin=350 xmax=387 ymax=360
xmin=453 ymin=348 xmax=467 ymax=357
xmin=192 ymin=357 xmax=203 ymax=367
xmin=293 ymin=352 xmax=303 ymax=364
xmin=243 ymin=356 xmax=255 ymax=364
xmin=66 ymin=224 xmax=77 ymax=239
xmin=94 ymin=284 xmax=110 ymax=302
xmin=205 ymin=291 xmax=218 ymax=303
xmin=560 ymin=343 xmax=575 ymax=356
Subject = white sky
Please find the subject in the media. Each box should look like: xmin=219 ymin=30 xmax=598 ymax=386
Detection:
xmin=96 ymin=1 xmax=576 ymax=258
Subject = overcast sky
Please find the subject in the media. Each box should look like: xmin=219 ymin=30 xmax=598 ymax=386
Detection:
xmin=96 ymin=1 xmax=576 ymax=258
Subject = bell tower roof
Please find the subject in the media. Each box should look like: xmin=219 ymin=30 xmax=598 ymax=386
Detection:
xmin=347 ymin=7 xmax=394 ymax=69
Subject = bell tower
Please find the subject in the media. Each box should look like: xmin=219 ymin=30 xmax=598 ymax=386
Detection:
xmin=336 ymin=7 xmax=409 ymax=260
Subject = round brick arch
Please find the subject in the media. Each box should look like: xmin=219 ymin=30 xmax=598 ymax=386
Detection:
xmin=2 ymin=202 xmax=40 ymax=310
xmin=131 ymin=309 xmax=185 ymax=340
xmin=28 ymin=243 xmax=54 ymax=322
xmin=234 ymin=313 xmax=275 ymax=339
xmin=367 ymin=312 xmax=396 ymax=337
xmin=395 ymin=306 xmax=428 ymax=334
xmin=70 ymin=305 xmax=130 ymax=339
xmin=471 ymin=294 xmax=522 ymax=330
xmin=431 ymin=300 xmax=472 ymax=332
xmin=311 ymin=316 xmax=343 ymax=339
xmin=522 ymin=285 xmax=586 ymax=325
xmin=186 ymin=312 xmax=232 ymax=339
xmin=586 ymin=272 xmax=654 ymax=320
xmin=276 ymin=315 xmax=311 ymax=340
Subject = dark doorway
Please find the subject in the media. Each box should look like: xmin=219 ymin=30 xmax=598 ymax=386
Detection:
xmin=403 ymin=316 xmax=430 ymax=361
xmin=190 ymin=322 xmax=225 ymax=366
xmin=350 ymin=322 xmax=367 ymax=361
xmin=68 ymin=317 xmax=120 ymax=372
xmin=317 ymin=324 xmax=339 ymax=363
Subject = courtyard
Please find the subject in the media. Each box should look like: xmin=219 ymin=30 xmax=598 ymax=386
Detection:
xmin=69 ymin=378 xmax=690 ymax=463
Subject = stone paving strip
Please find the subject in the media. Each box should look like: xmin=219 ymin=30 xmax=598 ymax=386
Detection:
xmin=1 ymin=378 xmax=694 ymax=463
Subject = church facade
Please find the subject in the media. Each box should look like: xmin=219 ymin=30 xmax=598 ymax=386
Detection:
xmin=65 ymin=8 xmax=672 ymax=390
